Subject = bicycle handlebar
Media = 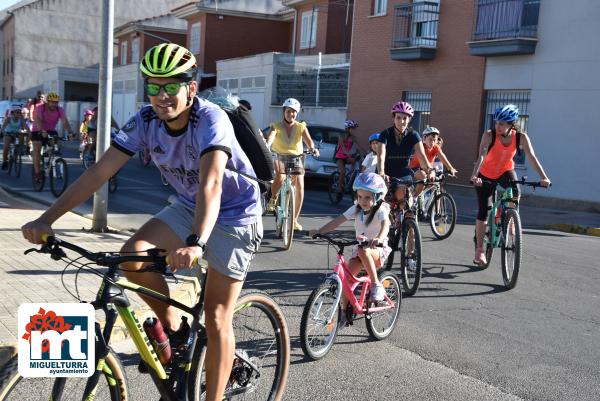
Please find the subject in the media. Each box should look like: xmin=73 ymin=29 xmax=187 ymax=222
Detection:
xmin=305 ymin=232 xmax=385 ymax=249
xmin=476 ymin=177 xmax=551 ymax=189
xmin=25 ymin=235 xmax=169 ymax=274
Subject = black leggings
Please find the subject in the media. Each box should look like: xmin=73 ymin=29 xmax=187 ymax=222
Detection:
xmin=475 ymin=170 xmax=520 ymax=221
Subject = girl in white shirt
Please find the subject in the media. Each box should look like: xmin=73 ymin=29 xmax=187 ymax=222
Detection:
xmin=361 ymin=133 xmax=381 ymax=173
xmin=310 ymin=172 xmax=391 ymax=302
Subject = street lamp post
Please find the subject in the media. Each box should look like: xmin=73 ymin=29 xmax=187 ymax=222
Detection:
xmin=92 ymin=0 xmax=114 ymax=232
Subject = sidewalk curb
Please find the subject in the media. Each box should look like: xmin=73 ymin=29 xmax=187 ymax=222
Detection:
xmin=546 ymin=224 xmax=600 ymax=237
xmin=0 ymin=275 xmax=200 ymax=369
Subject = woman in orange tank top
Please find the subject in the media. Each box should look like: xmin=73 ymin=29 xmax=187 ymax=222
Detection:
xmin=470 ymin=105 xmax=551 ymax=266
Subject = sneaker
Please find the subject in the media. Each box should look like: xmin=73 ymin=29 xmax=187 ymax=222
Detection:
xmin=293 ymin=221 xmax=303 ymax=231
xmin=473 ymin=247 xmax=487 ymax=266
xmin=370 ymin=283 xmax=385 ymax=301
xmin=266 ymin=197 xmax=277 ymax=213
xmin=1 ymin=161 xmax=7 ymax=170
xmin=406 ymin=254 xmax=417 ymax=272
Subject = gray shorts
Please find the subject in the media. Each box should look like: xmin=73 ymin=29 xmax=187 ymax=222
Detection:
xmin=154 ymin=200 xmax=263 ymax=281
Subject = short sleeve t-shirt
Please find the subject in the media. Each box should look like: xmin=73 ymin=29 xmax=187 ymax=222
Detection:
xmin=361 ymin=152 xmax=377 ymax=173
xmin=378 ymin=127 xmax=421 ymax=177
xmin=112 ymin=96 xmax=260 ymax=226
xmin=32 ymin=104 xmax=66 ymax=132
xmin=342 ymin=202 xmax=391 ymax=240
xmin=409 ymin=143 xmax=440 ymax=169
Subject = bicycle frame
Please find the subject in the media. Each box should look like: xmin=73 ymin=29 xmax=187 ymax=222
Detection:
xmin=323 ymin=248 xmax=397 ymax=324
xmin=486 ymin=187 xmax=515 ymax=249
xmin=276 ymin=170 xmax=294 ymax=223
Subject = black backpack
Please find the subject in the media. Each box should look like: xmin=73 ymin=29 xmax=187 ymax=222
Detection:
xmin=224 ymin=104 xmax=274 ymax=192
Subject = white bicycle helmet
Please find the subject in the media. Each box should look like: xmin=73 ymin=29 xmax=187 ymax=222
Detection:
xmin=282 ymin=98 xmax=301 ymax=113
xmin=422 ymin=126 xmax=440 ymax=136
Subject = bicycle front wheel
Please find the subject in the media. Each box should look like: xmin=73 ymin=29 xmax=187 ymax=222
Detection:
xmin=428 ymin=192 xmax=457 ymax=240
xmin=14 ymin=152 xmax=22 ymax=177
xmin=501 ymin=208 xmax=522 ymax=289
xmin=365 ymin=271 xmax=402 ymax=340
xmin=282 ymin=187 xmax=295 ymax=250
xmin=0 ymin=351 xmax=127 ymax=401
xmin=188 ymin=290 xmax=290 ymax=401
xmin=50 ymin=158 xmax=69 ymax=197
xmin=327 ymin=172 xmax=343 ymax=204
xmin=108 ymin=175 xmax=118 ymax=193
xmin=401 ymin=218 xmax=422 ymax=297
xmin=300 ymin=282 xmax=340 ymax=360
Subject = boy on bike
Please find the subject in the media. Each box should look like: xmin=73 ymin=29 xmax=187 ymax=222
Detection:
xmin=22 ymin=43 xmax=261 ymax=401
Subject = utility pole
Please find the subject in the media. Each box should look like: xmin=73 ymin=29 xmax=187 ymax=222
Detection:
xmin=91 ymin=0 xmax=114 ymax=232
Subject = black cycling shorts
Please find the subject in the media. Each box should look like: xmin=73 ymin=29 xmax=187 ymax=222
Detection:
xmin=475 ymin=170 xmax=521 ymax=221
xmin=31 ymin=130 xmax=59 ymax=146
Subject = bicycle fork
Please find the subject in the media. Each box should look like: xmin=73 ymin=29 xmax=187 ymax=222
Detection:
xmin=322 ymin=274 xmax=343 ymax=324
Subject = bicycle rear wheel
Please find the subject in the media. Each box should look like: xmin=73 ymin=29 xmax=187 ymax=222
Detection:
xmin=473 ymin=227 xmax=494 ymax=270
xmin=282 ymin=187 xmax=295 ymax=250
xmin=401 ymin=218 xmax=422 ymax=297
xmin=82 ymin=149 xmax=95 ymax=169
xmin=365 ymin=271 xmax=402 ymax=340
xmin=300 ymin=282 xmax=340 ymax=360
xmin=501 ymin=208 xmax=522 ymax=289
xmin=50 ymin=158 xmax=69 ymax=197
xmin=384 ymin=228 xmax=400 ymax=272
xmin=188 ymin=290 xmax=290 ymax=401
xmin=0 ymin=351 xmax=127 ymax=401
xmin=327 ymin=172 xmax=343 ymax=204
xmin=428 ymin=192 xmax=457 ymax=240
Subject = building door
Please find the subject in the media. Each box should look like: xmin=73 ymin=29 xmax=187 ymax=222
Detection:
xmin=239 ymin=90 xmax=265 ymax=128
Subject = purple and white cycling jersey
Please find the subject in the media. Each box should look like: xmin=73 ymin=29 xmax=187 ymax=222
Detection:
xmin=112 ymin=96 xmax=260 ymax=226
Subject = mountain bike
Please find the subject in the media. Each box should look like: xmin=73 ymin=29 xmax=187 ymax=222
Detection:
xmin=473 ymin=177 xmax=550 ymax=289
xmin=81 ymin=134 xmax=118 ymax=193
xmin=300 ymin=233 xmax=401 ymax=360
xmin=414 ymin=171 xmax=457 ymax=240
xmin=327 ymin=155 xmax=362 ymax=205
xmin=384 ymin=177 xmax=426 ymax=297
xmin=31 ymin=136 xmax=68 ymax=197
xmin=4 ymin=136 xmax=23 ymax=177
xmin=0 ymin=235 xmax=290 ymax=401
xmin=273 ymin=151 xmax=312 ymax=250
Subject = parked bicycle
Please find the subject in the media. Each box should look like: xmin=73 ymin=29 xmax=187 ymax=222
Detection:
xmin=0 ymin=235 xmax=290 ymax=401
xmin=327 ymin=156 xmax=362 ymax=204
xmin=3 ymin=137 xmax=23 ymax=177
xmin=273 ymin=151 xmax=313 ymax=250
xmin=300 ymin=233 xmax=401 ymax=360
xmin=384 ymin=177 xmax=430 ymax=297
xmin=473 ymin=177 xmax=549 ymax=289
xmin=31 ymin=137 xmax=68 ymax=197
xmin=414 ymin=171 xmax=457 ymax=240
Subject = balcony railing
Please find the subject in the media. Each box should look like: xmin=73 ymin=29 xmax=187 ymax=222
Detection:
xmin=469 ymin=0 xmax=540 ymax=56
xmin=390 ymin=1 xmax=440 ymax=61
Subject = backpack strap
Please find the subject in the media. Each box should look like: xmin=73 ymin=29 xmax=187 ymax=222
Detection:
xmin=488 ymin=128 xmax=522 ymax=154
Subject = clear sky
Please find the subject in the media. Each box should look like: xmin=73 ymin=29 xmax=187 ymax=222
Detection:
xmin=0 ymin=0 xmax=22 ymax=12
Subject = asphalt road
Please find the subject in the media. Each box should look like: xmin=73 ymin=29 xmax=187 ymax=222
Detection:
xmin=2 ymin=144 xmax=599 ymax=400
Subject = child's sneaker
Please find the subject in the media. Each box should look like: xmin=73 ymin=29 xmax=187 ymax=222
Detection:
xmin=370 ymin=283 xmax=385 ymax=301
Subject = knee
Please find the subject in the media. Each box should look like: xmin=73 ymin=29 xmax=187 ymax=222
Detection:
xmin=204 ymin=305 xmax=233 ymax=340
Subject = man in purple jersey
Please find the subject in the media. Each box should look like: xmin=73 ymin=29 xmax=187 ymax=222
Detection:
xmin=21 ymin=44 xmax=262 ymax=401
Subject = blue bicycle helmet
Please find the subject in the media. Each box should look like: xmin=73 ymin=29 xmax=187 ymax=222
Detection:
xmin=368 ymin=133 xmax=380 ymax=142
xmin=493 ymin=104 xmax=519 ymax=122
xmin=353 ymin=172 xmax=387 ymax=201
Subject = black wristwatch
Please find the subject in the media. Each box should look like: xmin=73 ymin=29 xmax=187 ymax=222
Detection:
xmin=185 ymin=234 xmax=206 ymax=251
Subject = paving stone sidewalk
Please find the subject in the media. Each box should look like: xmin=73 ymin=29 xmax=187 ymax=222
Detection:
xmin=0 ymin=188 xmax=199 ymax=366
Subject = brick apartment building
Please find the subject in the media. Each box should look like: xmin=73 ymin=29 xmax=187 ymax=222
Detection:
xmin=347 ymin=0 xmax=485 ymax=184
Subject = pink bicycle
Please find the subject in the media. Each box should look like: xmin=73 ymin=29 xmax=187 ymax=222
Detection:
xmin=300 ymin=233 xmax=402 ymax=360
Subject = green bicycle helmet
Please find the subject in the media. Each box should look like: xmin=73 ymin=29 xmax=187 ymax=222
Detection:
xmin=140 ymin=43 xmax=197 ymax=80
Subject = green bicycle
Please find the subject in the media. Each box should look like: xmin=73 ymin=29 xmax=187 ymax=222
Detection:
xmin=474 ymin=177 xmax=549 ymax=289
xmin=273 ymin=151 xmax=312 ymax=250
xmin=0 ymin=235 xmax=290 ymax=401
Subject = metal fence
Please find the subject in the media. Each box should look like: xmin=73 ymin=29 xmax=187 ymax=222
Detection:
xmin=472 ymin=0 xmax=540 ymax=41
xmin=274 ymin=53 xmax=350 ymax=107
xmin=392 ymin=1 xmax=440 ymax=49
